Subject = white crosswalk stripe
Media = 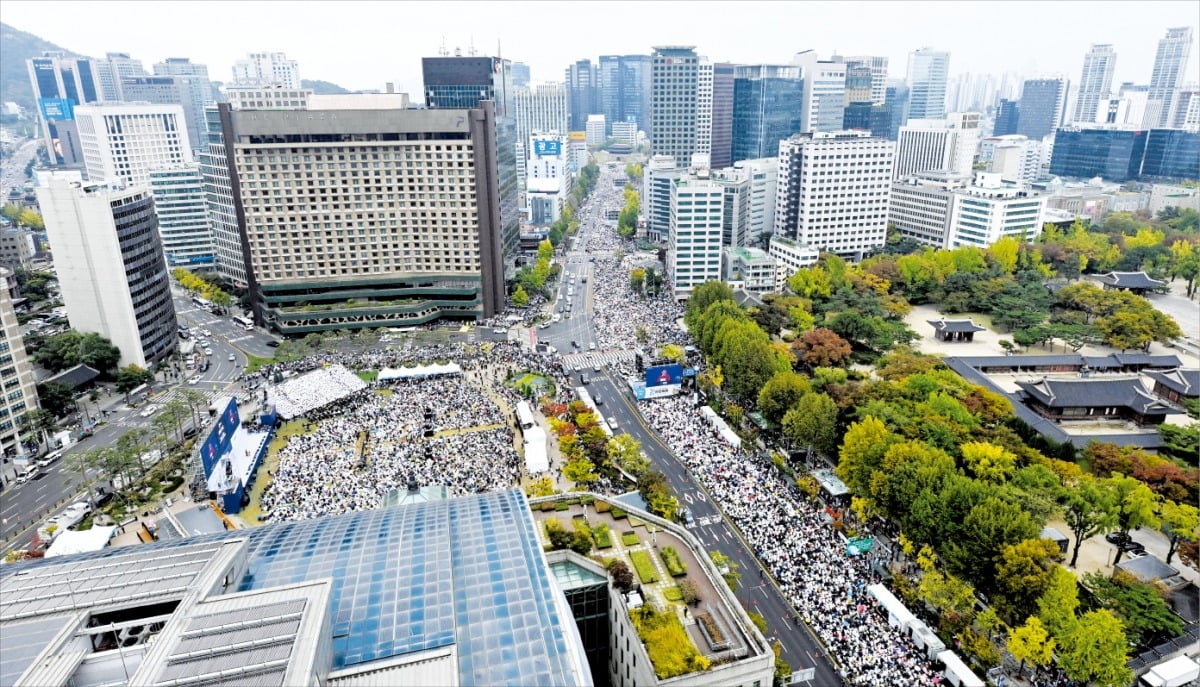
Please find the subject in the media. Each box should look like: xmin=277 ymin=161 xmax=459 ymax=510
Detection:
xmin=562 ymin=350 xmax=635 ymax=371
xmin=151 ymin=387 xmax=222 ymax=407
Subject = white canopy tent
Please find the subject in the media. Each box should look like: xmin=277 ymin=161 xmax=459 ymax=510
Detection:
xmin=867 ymin=583 xmax=916 ymax=629
xmin=379 ymin=362 xmax=463 ymax=380
xmin=46 ymin=526 xmax=117 ymax=558
xmin=523 ymin=426 xmax=550 ymax=474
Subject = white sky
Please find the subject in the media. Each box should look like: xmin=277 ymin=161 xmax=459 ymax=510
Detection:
xmin=3 ymin=0 xmax=1197 ymax=95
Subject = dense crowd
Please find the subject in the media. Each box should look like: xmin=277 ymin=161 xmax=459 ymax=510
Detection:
xmin=268 ymin=364 xmax=368 ymax=419
xmin=643 ymin=395 xmax=944 ymax=685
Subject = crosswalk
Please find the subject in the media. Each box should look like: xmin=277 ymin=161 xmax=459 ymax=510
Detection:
xmin=687 ymin=515 xmax=721 ymax=529
xmin=562 ymin=350 xmax=635 ymax=371
xmin=151 ymin=386 xmax=225 ymax=407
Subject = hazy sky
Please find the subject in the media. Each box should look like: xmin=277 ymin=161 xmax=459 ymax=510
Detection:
xmin=4 ymin=0 xmax=1198 ymax=96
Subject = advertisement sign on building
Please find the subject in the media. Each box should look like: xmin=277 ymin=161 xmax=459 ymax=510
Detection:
xmin=568 ymin=131 xmax=587 ymax=142
xmin=533 ymin=139 xmax=562 ymax=157
xmin=200 ymin=398 xmax=240 ymax=475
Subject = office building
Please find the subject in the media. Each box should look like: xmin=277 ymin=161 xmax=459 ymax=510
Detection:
xmin=511 ymin=61 xmax=531 ymax=88
xmin=668 ymin=174 xmax=725 ymax=298
xmin=894 ymin=113 xmax=979 ymax=179
xmin=198 ymin=105 xmax=246 ymax=289
xmin=117 ymin=74 xmax=211 ymax=154
xmin=222 ymin=85 xmax=313 ymax=110
xmin=695 ymin=61 xmax=714 ymax=162
xmin=1017 ymin=77 xmax=1070 ymax=140
xmin=946 ymin=173 xmax=1047 ymax=248
xmin=776 ymin=131 xmax=894 ymax=259
xmin=845 ymin=55 xmax=889 ymax=104
xmin=987 ymin=135 xmax=1048 ymax=183
xmin=0 ymin=267 xmax=37 ymax=460
xmin=610 ymin=120 xmax=637 ymax=148
xmin=231 ymin=51 xmax=301 ymax=88
xmin=0 ymin=490 xmax=594 ymax=687
xmin=731 ymin=65 xmax=803 ymax=162
xmin=1075 ymin=44 xmax=1117 ymax=124
xmin=598 ymin=54 xmax=651 ymax=133
xmin=1150 ymin=183 xmax=1200 ymax=214
xmin=1049 ymin=127 xmax=1148 ymax=181
xmin=423 ymin=55 xmax=519 ymax=266
xmin=0 ymin=229 xmax=37 ymax=271
xmin=526 ymin=133 xmax=571 ymax=225
xmin=567 ymin=131 xmax=589 ymax=172
xmin=993 ymin=98 xmax=1020 ymax=136
xmin=708 ymin=62 xmax=736 ymax=168
xmin=842 ymin=101 xmax=893 ymax=139
xmin=565 ymin=59 xmax=600 ymax=130
xmin=151 ymin=58 xmax=214 ymax=147
xmin=884 ymin=80 xmax=910 ymax=139
xmin=906 ymin=48 xmax=950 ymax=120
xmin=793 ymin=50 xmax=847 ymax=133
xmin=651 ymin=46 xmax=700 ymax=161
xmin=1146 ymin=27 xmax=1193 ymax=128
xmin=643 ymin=155 xmax=683 ymax=242
xmin=585 ymin=114 xmax=606 ymax=147
xmin=1141 ymin=129 xmax=1200 ymax=180
xmin=514 ymin=83 xmax=569 ymax=187
xmin=767 ymin=234 xmax=820 ymax=291
xmin=724 ymin=246 xmax=777 ymax=292
xmin=74 ymin=103 xmax=192 ymax=188
xmin=888 ymin=172 xmax=966 ymax=247
xmin=148 ymin=164 xmax=213 ymax=267
xmin=94 ymin=52 xmax=146 ymax=101
xmin=218 ymin=95 xmax=506 ymax=333
xmin=732 ymin=157 xmax=779 ymax=246
xmin=843 ymin=59 xmax=874 ymax=104
xmin=27 ymin=52 xmax=104 ymax=164
xmin=711 ymin=167 xmax=751 ymax=248
xmin=37 ymin=177 xmax=176 ymax=367
xmin=1172 ymin=86 xmax=1200 ymax=129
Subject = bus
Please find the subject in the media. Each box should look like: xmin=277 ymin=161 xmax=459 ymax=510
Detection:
xmin=515 ymin=401 xmax=535 ymax=432
xmin=192 ymin=296 xmax=213 ymax=311
xmin=232 ymin=315 xmax=254 ymax=330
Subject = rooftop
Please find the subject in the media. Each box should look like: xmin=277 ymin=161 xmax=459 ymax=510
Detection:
xmin=927 ymin=318 xmax=986 ymax=333
xmin=1144 ymin=368 xmax=1200 ymax=398
xmin=1015 ymin=377 xmax=1180 ymax=416
xmin=1096 ymin=271 xmax=1167 ymax=290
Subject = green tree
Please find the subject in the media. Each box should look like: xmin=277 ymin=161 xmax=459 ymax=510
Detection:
xmin=1037 ymin=566 xmax=1080 ymax=640
xmin=17 ymin=208 xmax=44 ymax=230
xmin=915 ymin=547 xmax=977 ymax=631
xmin=607 ymin=434 xmax=649 ymax=477
xmin=1083 ymin=570 xmax=1184 ymax=645
xmin=661 ymin=344 xmax=685 ymax=363
xmin=1057 ymin=609 xmax=1133 ymax=687
xmin=525 ymin=476 xmax=559 ymax=498
xmin=941 ymin=497 xmax=1040 ymax=588
xmin=782 ymin=392 xmax=839 ymax=456
xmin=65 ymin=448 xmax=105 ymax=509
xmin=995 ymin=538 xmax=1063 ymax=625
xmin=1158 ymin=500 xmax=1199 ymax=565
xmin=33 ymin=331 xmax=122 ymax=373
xmin=1106 ymin=473 xmax=1161 ymax=565
xmin=959 ymin=441 xmax=1017 ymax=483
xmin=23 ymin=408 xmax=58 ymax=446
xmin=34 ymin=381 xmax=75 ymax=417
xmin=685 ymin=281 xmax=735 ymax=330
xmin=511 ymin=284 xmax=529 ymax=307
xmin=836 ymin=416 xmax=901 ymax=500
xmin=756 ymin=371 xmax=812 ymax=425
xmin=1059 ymin=476 xmax=1118 ymax=567
xmin=1007 ymin=616 xmax=1056 ymax=678
xmin=114 ymin=364 xmax=155 ymax=401
xmin=563 ymin=456 xmax=599 ymax=488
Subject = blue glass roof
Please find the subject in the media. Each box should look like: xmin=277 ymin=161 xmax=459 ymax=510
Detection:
xmin=1 ymin=490 xmax=579 ymax=687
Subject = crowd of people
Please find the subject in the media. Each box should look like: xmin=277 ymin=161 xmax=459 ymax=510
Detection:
xmin=589 ymin=253 xmax=689 ymax=355
xmin=643 ymin=395 xmax=945 ymax=685
xmin=268 ymin=364 xmax=368 ymax=419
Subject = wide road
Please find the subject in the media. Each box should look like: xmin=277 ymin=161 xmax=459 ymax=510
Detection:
xmin=549 ymin=163 xmax=843 ymax=684
xmin=1 ymin=138 xmax=38 ymax=200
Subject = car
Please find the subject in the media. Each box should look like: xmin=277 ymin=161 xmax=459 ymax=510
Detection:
xmin=493 ymin=327 xmax=506 ymax=335
xmin=139 ymin=404 xmax=159 ymax=418
xmin=607 ymin=416 xmax=619 ymax=431
xmin=594 ymin=363 xmax=601 ymax=372
xmin=580 ymin=374 xmax=590 ymax=385
xmin=36 ymin=450 xmax=64 ymax=468
xmin=228 ymin=353 xmax=236 ymax=362
xmin=551 ymin=314 xmax=561 ymax=323
xmin=588 ymin=342 xmax=596 ymax=351
xmin=1104 ymin=532 xmax=1145 ymax=553
xmin=680 ymin=508 xmax=694 ymax=526
xmin=594 ymin=395 xmax=603 ymax=406
xmin=203 ymin=347 xmax=213 ymax=355
xmin=202 ymin=329 xmax=211 ymax=336
xmin=581 ymin=277 xmax=587 ymax=283
xmin=538 ymin=322 xmax=549 ymax=329
xmin=571 ymin=340 xmax=579 ymax=349
xmin=266 ymin=339 xmax=280 ymax=347
xmin=189 ymin=375 xmax=202 ymax=385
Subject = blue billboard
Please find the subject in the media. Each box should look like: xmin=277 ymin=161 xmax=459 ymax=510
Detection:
xmin=200 ymin=398 xmax=240 ymax=475
xmin=38 ymin=98 xmax=75 ymax=121
xmin=533 ymin=139 xmax=562 ymax=157
xmin=645 ymin=364 xmax=684 ymax=388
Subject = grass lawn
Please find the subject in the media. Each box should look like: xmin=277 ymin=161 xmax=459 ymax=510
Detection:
xmin=622 ymin=532 xmax=640 ymax=547
xmin=356 ymin=370 xmax=379 ymax=382
xmin=663 ymin=586 xmax=683 ymax=602
xmin=245 ymin=354 xmax=274 ymax=375
xmin=630 ymin=550 xmax=658 ymax=584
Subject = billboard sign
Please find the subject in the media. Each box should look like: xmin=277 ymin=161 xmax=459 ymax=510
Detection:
xmin=533 ymin=139 xmax=562 ymax=157
xmin=200 ymin=398 xmax=240 ymax=475
xmin=38 ymin=98 xmax=75 ymax=121
xmin=645 ymin=364 xmax=683 ymax=388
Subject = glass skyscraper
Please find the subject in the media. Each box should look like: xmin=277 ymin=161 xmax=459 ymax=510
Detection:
xmin=1049 ymin=128 xmax=1147 ymax=182
xmin=599 ymin=54 xmax=651 ymax=133
xmin=1141 ymin=129 xmax=1200 ymax=180
xmin=731 ymin=65 xmax=804 ymax=162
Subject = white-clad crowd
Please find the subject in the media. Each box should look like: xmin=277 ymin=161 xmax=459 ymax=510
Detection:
xmin=643 ymin=396 xmax=943 ymax=685
xmin=268 ymin=364 xmax=368 ymax=419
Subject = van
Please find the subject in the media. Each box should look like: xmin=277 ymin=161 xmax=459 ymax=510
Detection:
xmin=36 ymin=450 xmax=64 ymax=468
xmin=16 ymin=464 xmax=39 ymax=484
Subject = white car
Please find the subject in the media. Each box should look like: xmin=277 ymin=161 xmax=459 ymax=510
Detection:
xmin=188 ymin=375 xmax=202 ymax=385
xmin=202 ymin=329 xmax=211 ymax=336
xmin=203 ymin=348 xmax=213 ymax=355
xmin=492 ymin=327 xmax=506 ymax=335
xmin=139 ymin=405 xmax=159 ymax=418
xmin=228 ymin=353 xmax=236 ymax=362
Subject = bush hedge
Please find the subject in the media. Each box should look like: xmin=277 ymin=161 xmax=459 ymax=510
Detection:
xmin=629 ymin=550 xmax=658 ymax=583
xmin=554 ymin=502 xmax=570 ymax=511
xmin=660 ymin=546 xmax=687 ymax=577
xmin=611 ymin=507 xmax=627 ymax=519
xmin=593 ymin=523 xmax=613 ymax=549
xmin=663 ymin=586 xmax=683 ymax=602
xmin=594 ymin=500 xmax=612 ymax=513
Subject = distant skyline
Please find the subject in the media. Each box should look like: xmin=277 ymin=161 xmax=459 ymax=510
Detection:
xmin=3 ymin=0 xmax=1197 ymax=99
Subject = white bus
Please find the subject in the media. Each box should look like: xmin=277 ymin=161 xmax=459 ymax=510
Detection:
xmin=515 ymin=401 xmax=535 ymax=431
xmin=232 ymin=315 xmax=254 ymax=330
xmin=192 ymin=296 xmax=213 ymax=311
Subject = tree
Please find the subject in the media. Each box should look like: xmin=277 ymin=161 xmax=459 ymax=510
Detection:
xmin=114 ymin=364 xmax=155 ymax=401
xmin=791 ymin=327 xmax=852 ymax=367
xmin=161 ymin=399 xmax=190 ymax=443
xmin=17 ymin=208 xmax=44 ymax=230
xmin=65 ymin=448 xmax=105 ymax=509
xmin=756 ymin=371 xmax=812 ymax=425
xmin=33 ymin=331 xmax=122 ymax=373
xmin=915 ymin=547 xmax=977 ymax=632
xmin=607 ymin=434 xmax=649 ymax=477
xmin=782 ymin=392 xmax=839 ymax=456
xmin=630 ymin=268 xmax=646 ymax=293
xmin=1007 ymin=616 xmax=1056 ymax=678
xmin=23 ymin=408 xmax=58 ymax=447
xmin=525 ymin=476 xmax=559 ymax=498
xmin=685 ymin=281 xmax=735 ymax=329
xmin=1059 ymin=477 xmax=1118 ymax=567
xmin=1106 ymin=473 xmax=1160 ymax=565
xmin=1084 ymin=570 xmax=1184 ymax=645
xmin=1057 ymin=609 xmax=1133 ymax=687
xmin=1158 ymin=500 xmax=1199 ymax=565
xmin=836 ymin=416 xmax=901 ymax=499
xmin=1037 ymin=566 xmax=1080 ymax=641
xmin=661 ymin=344 xmax=685 ymax=363
xmin=941 ymin=497 xmax=1040 ymax=588
xmin=607 ymin=559 xmax=635 ymax=592
xmin=511 ymin=284 xmax=529 ymax=307
xmin=995 ymin=538 xmax=1063 ymax=625
xmin=35 ymin=381 xmax=76 ymax=418
xmin=960 ymin=441 xmax=1017 ymax=483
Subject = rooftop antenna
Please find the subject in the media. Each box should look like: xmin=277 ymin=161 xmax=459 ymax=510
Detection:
xmin=438 ymin=36 xmax=448 ymax=56
xmin=469 ymin=36 xmax=477 ymax=56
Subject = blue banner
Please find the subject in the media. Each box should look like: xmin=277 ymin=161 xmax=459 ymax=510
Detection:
xmin=200 ymin=398 xmax=240 ymax=475
xmin=533 ymin=139 xmax=562 ymax=157
xmin=38 ymin=98 xmax=75 ymax=121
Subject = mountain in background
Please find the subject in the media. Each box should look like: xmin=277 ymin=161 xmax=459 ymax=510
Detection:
xmin=0 ymin=23 xmax=78 ymax=114
xmin=302 ymin=79 xmax=352 ymax=95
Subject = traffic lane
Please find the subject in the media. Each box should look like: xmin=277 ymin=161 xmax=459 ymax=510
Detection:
xmin=588 ymin=374 xmax=842 ymax=682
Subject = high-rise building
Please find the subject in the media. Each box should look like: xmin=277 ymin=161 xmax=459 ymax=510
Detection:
xmin=1171 ymin=86 xmax=1200 ymax=130
xmin=598 ymin=54 xmax=652 ymax=133
xmin=793 ymin=51 xmax=846 ymax=133
xmin=994 ymin=98 xmax=1020 ymax=136
xmin=73 ymin=103 xmax=193 ymax=188
xmin=511 ymin=61 xmax=531 ymax=88
xmin=423 ymin=55 xmax=519 ymax=266
xmin=987 ymin=135 xmax=1048 ymax=183
xmin=668 ymin=174 xmax=726 ymax=298
xmin=117 ymin=74 xmax=211 ymax=154
xmin=514 ymin=83 xmax=569 ymax=186
xmin=712 ymin=167 xmax=751 ymax=248
xmin=906 ymin=48 xmax=950 ymax=120
xmin=894 ymin=113 xmax=979 ymax=179
xmin=585 ymin=114 xmax=607 ymax=147
xmin=1075 ymin=44 xmax=1117 ymax=125
xmin=695 ymin=60 xmax=714 ymax=161
xmin=731 ymin=65 xmax=804 ymax=162
xmin=610 ymin=121 xmax=637 ymax=148
xmin=845 ymin=56 xmax=889 ymax=104
xmin=564 ymin=59 xmax=600 ymax=131
xmin=1141 ymin=129 xmax=1200 ymax=180
xmin=148 ymin=164 xmax=213 ymax=267
xmin=1146 ymin=27 xmax=1193 ymax=128
xmin=651 ymin=46 xmax=700 ymax=161
xmin=198 ymin=105 xmax=247 ymax=289
xmin=525 ymin=133 xmax=571 ymax=225
xmin=776 ymin=131 xmax=894 ymax=259
xmin=37 ymin=177 xmax=176 ymax=367
xmin=231 ymin=51 xmax=301 ymax=88
xmin=0 ymin=267 xmax=37 ymax=461
xmin=151 ymin=58 xmax=214 ymax=149
xmin=222 ymin=85 xmax=313 ymax=110
xmin=1017 ymin=77 xmax=1069 ymax=140
xmin=643 ymin=155 xmax=683 ymax=242
xmin=708 ymin=63 xmax=737 ymax=168
xmin=732 ymin=157 xmax=779 ymax=246
xmin=94 ymin=52 xmax=146 ymax=101
xmin=218 ymin=95 xmax=507 ymax=333
xmin=884 ymin=80 xmax=910 ymax=140
xmin=843 ymin=59 xmax=874 ymax=105
xmin=946 ymin=173 xmax=1047 ymax=249
xmin=842 ymin=101 xmax=893 ymax=139
xmin=27 ymin=52 xmax=105 ymax=164
xmin=767 ymin=235 xmax=820 ymax=291
xmin=888 ymin=172 xmax=966 ymax=247
xmin=1049 ymin=127 xmax=1148 ymax=182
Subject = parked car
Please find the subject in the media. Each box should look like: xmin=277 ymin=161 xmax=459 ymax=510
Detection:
xmin=266 ymin=340 xmax=280 ymax=347
xmin=1105 ymin=531 xmax=1146 ymax=554
xmin=36 ymin=450 xmax=64 ymax=468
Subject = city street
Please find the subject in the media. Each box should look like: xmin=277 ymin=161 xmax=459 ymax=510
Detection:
xmin=0 ymin=137 xmax=37 ymax=201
